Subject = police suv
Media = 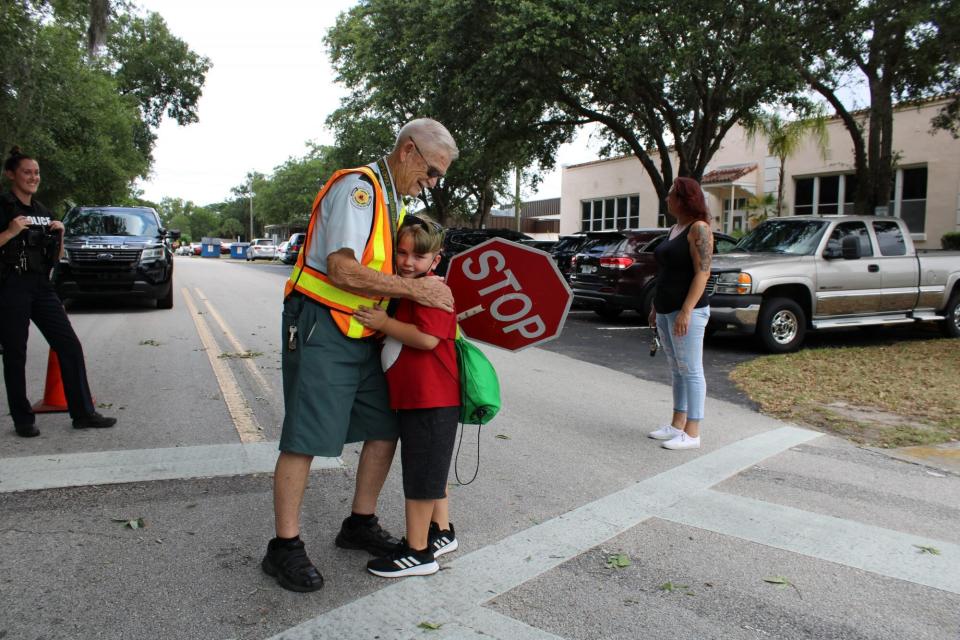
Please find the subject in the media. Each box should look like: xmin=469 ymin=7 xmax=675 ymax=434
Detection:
xmin=55 ymin=206 xmax=178 ymax=308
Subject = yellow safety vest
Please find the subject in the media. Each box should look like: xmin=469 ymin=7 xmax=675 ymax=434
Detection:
xmin=284 ymin=166 xmax=398 ymax=339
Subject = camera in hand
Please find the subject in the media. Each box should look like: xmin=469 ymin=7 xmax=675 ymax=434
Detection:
xmin=23 ymin=225 xmax=62 ymax=271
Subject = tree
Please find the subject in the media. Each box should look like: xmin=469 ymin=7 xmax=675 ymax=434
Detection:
xmin=0 ymin=1 xmax=209 ymax=209
xmin=745 ymin=109 xmax=828 ymax=216
xmin=220 ymin=218 xmax=243 ymax=239
xmin=325 ymin=0 xmax=574 ymax=226
xmin=788 ymin=0 xmax=960 ymax=214
xmin=490 ymin=0 xmax=808 ymax=220
xmin=252 ymin=146 xmax=338 ymax=226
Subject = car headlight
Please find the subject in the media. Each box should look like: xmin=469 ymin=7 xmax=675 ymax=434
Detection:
xmin=715 ymin=271 xmax=752 ymax=295
xmin=140 ymin=247 xmax=164 ymax=262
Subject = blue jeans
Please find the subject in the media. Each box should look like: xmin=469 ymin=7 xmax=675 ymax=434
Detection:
xmin=656 ymin=307 xmax=710 ymax=422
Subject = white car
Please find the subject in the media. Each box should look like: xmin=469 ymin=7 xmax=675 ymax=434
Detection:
xmin=246 ymin=238 xmax=277 ymax=261
xmin=276 ymin=240 xmax=289 ymax=262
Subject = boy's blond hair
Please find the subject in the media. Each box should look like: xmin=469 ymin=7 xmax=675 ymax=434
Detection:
xmin=398 ymin=213 xmax=444 ymax=255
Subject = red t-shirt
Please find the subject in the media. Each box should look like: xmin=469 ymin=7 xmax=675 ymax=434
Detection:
xmin=381 ymin=298 xmax=460 ymax=410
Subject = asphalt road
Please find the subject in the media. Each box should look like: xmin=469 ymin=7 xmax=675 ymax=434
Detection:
xmin=1 ymin=257 xmax=958 ymax=640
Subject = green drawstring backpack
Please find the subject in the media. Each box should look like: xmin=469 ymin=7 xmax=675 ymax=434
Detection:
xmin=455 ymin=332 xmax=501 ymax=426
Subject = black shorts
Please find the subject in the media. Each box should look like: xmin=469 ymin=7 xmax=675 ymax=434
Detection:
xmin=399 ymin=406 xmax=460 ymax=500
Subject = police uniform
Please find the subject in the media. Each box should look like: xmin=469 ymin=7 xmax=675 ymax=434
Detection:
xmin=279 ymin=160 xmax=403 ymax=456
xmin=0 ymin=191 xmax=98 ymax=432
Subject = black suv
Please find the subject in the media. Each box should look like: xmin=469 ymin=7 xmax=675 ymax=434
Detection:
xmin=55 ymin=206 xmax=178 ymax=308
xmin=569 ymin=228 xmax=737 ymax=320
xmin=436 ymin=227 xmax=532 ymax=276
xmin=551 ymin=233 xmax=589 ymax=283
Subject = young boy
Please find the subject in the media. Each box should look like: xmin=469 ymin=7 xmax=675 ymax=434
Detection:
xmin=353 ymin=213 xmax=460 ymax=577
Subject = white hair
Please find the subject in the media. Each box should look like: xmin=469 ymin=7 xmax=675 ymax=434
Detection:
xmin=395 ymin=118 xmax=459 ymax=160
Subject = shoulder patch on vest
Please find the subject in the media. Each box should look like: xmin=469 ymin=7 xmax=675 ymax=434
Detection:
xmin=350 ymin=185 xmax=372 ymax=209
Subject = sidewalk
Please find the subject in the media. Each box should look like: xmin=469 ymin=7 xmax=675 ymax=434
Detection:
xmin=2 ymin=346 xmax=958 ymax=640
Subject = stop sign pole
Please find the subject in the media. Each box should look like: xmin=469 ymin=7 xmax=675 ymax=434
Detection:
xmin=446 ymin=238 xmax=573 ymax=351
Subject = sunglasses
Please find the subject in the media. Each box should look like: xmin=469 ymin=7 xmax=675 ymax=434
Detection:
xmin=401 ymin=213 xmax=445 ymax=238
xmin=410 ymin=137 xmax=445 ymax=182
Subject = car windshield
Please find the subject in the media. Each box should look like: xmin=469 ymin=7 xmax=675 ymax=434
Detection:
xmin=64 ymin=208 xmax=159 ymax=237
xmin=735 ymin=220 xmax=828 ymax=255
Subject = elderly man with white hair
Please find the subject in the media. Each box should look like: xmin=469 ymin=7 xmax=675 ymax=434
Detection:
xmin=262 ymin=118 xmax=459 ymax=592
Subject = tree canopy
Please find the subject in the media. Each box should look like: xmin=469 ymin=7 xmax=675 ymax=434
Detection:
xmin=325 ymin=0 xmax=575 ymax=226
xmin=786 ymin=0 xmax=960 ymax=213
xmin=0 ymin=1 xmax=209 ymax=211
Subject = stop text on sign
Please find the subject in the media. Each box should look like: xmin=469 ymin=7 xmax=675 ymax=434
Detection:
xmin=462 ymin=249 xmax=545 ymax=339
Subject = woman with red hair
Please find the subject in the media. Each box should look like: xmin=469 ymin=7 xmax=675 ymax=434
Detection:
xmin=646 ymin=177 xmax=714 ymax=450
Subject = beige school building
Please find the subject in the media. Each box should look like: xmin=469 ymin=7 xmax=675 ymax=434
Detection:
xmin=559 ymin=96 xmax=960 ymax=248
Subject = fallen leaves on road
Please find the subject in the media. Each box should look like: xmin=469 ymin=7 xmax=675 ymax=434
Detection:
xmin=218 ymin=351 xmax=263 ymax=359
xmin=659 ymin=581 xmax=694 ymax=595
xmin=112 ymin=517 xmax=146 ymax=529
xmin=605 ymin=553 xmax=631 ymax=569
xmin=913 ymin=544 xmax=941 ymax=555
xmin=139 ymin=339 xmax=161 ymax=347
xmin=763 ymin=575 xmax=802 ymax=598
xmin=417 ymin=621 xmax=441 ymax=630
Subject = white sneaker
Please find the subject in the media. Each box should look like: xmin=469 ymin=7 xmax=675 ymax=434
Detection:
xmin=648 ymin=425 xmax=683 ymax=440
xmin=662 ymin=433 xmax=700 ymax=450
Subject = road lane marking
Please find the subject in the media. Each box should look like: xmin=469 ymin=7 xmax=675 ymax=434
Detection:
xmin=597 ymin=326 xmax=649 ymax=331
xmin=269 ymin=426 xmax=822 ymax=640
xmin=0 ymin=442 xmax=341 ymax=492
xmin=182 ymin=287 xmax=263 ymax=443
xmin=193 ymin=287 xmax=276 ymax=400
xmin=660 ymin=489 xmax=960 ymax=595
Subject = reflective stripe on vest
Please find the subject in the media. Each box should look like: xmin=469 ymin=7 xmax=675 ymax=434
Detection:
xmin=285 ymin=166 xmax=394 ymax=339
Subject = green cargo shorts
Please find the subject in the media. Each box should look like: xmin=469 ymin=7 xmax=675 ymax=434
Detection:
xmin=279 ymin=295 xmax=398 ymax=457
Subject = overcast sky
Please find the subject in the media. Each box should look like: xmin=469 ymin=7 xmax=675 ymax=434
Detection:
xmin=136 ymin=0 xmax=599 ymax=207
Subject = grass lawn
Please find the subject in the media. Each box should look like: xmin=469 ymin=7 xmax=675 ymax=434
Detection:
xmin=730 ymin=337 xmax=960 ymax=448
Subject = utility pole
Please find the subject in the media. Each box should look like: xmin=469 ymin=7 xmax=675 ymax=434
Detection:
xmin=514 ymin=165 xmax=522 ymax=233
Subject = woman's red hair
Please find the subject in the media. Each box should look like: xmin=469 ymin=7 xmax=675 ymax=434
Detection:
xmin=671 ymin=177 xmax=711 ymax=223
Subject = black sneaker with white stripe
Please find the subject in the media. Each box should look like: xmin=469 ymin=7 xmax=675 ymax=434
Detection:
xmin=428 ymin=521 xmax=458 ymax=558
xmin=366 ymin=541 xmax=438 ymax=578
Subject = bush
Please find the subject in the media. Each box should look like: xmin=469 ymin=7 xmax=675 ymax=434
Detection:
xmin=942 ymin=232 xmax=960 ymax=250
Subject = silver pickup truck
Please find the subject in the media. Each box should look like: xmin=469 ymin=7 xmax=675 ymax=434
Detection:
xmin=708 ymin=215 xmax=960 ymax=352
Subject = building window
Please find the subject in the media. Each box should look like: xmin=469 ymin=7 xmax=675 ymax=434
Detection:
xmin=794 ymin=169 xmax=925 ymax=233
xmin=795 ymin=178 xmax=814 ymax=215
xmin=818 ymin=175 xmax=840 ymax=214
xmin=898 ymin=166 xmax=927 ymax=234
xmin=580 ymin=194 xmax=641 ymax=232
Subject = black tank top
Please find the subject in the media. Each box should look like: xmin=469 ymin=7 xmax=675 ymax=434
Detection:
xmin=653 ymin=224 xmax=708 ymax=314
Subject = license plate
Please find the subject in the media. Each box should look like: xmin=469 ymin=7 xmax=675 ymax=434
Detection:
xmin=581 ymin=265 xmax=596 ymax=274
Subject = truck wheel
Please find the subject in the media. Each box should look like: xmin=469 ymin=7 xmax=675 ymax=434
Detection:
xmin=757 ymin=297 xmax=806 ymax=353
xmin=594 ymin=306 xmax=623 ymax=321
xmin=157 ymin=284 xmax=174 ymax=310
xmin=941 ymin=291 xmax=960 ymax=338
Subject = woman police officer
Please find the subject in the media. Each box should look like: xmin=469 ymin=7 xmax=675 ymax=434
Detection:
xmin=0 ymin=147 xmax=116 ymax=437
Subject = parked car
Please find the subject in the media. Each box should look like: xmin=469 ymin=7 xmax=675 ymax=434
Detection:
xmin=246 ymin=238 xmax=277 ymax=261
xmin=55 ymin=205 xmax=178 ymax=309
xmin=275 ymin=240 xmax=289 ymax=261
xmin=519 ymin=238 xmax=558 ymax=252
xmin=569 ymin=228 xmax=738 ymax=320
xmin=436 ymin=228 xmax=533 ymax=276
xmin=709 ymin=215 xmax=960 ymax=352
xmin=551 ymin=233 xmax=589 ymax=283
xmin=190 ymin=242 xmax=202 ymax=255
xmin=283 ymin=232 xmax=306 ymax=264
xmin=175 ymin=244 xmax=192 ymax=256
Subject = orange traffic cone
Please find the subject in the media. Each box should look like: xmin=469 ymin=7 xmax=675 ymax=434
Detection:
xmin=32 ymin=349 xmax=68 ymax=413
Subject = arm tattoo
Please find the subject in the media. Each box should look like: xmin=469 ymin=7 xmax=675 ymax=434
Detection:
xmin=694 ymin=223 xmax=712 ymax=272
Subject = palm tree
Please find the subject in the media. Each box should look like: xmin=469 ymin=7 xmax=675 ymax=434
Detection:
xmin=746 ymin=109 xmax=829 ymax=216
